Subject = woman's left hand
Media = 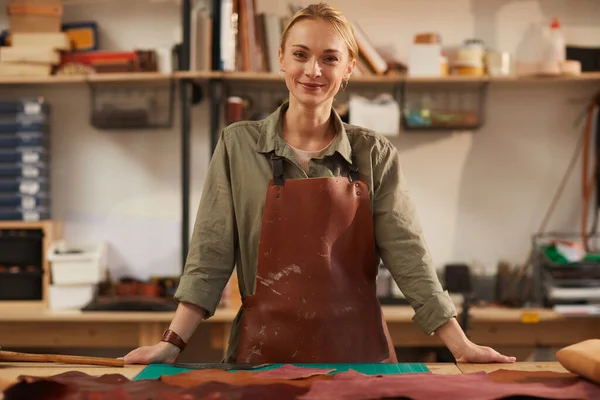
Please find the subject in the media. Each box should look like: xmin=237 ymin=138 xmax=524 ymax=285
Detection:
xmin=452 ymin=341 xmax=516 ymax=363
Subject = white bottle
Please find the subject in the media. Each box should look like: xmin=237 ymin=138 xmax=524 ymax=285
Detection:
xmin=541 ymin=17 xmax=566 ymax=75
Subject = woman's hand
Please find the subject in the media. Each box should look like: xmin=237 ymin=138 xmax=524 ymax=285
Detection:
xmin=452 ymin=341 xmax=516 ymax=364
xmin=435 ymin=318 xmax=516 ymax=363
xmin=122 ymin=341 xmax=181 ymax=365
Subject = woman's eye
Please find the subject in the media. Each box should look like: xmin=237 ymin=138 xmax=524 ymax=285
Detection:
xmin=325 ymin=56 xmax=339 ymax=63
xmin=293 ymin=52 xmax=306 ymax=58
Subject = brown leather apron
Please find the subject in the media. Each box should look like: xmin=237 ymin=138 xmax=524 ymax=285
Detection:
xmin=236 ymin=153 xmax=392 ymax=363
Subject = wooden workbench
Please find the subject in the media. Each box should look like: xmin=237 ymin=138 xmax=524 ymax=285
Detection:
xmin=0 ymin=361 xmax=577 ymax=400
xmin=0 ymin=305 xmax=598 ymax=358
xmin=0 ymin=361 xmax=569 ymax=382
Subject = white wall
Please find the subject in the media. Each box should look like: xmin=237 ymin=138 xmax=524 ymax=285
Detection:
xmin=1 ymin=0 xmax=599 ymax=279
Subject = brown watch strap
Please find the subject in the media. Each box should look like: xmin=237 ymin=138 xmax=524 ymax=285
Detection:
xmin=161 ymin=329 xmax=186 ymax=351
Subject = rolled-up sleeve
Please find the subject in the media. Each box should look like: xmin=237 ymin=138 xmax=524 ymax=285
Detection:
xmin=174 ymin=132 xmax=237 ymax=318
xmin=372 ymin=142 xmax=457 ymax=335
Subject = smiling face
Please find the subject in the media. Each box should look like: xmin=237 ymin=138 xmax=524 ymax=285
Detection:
xmin=278 ymin=18 xmax=355 ymax=109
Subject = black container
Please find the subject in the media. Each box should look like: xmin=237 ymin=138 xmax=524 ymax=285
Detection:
xmin=0 ymin=269 xmax=43 ymax=300
xmin=0 ymin=229 xmax=44 ymax=300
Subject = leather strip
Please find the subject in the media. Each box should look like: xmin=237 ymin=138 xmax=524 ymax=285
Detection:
xmin=348 ymin=154 xmax=360 ymax=182
xmin=271 ymin=154 xmax=284 ymax=186
xmin=161 ymin=329 xmax=187 ymax=351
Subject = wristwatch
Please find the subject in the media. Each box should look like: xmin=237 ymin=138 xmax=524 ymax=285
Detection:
xmin=161 ymin=329 xmax=187 ymax=351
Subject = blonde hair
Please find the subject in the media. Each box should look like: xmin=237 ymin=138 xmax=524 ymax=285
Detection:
xmin=280 ymin=3 xmax=359 ymax=61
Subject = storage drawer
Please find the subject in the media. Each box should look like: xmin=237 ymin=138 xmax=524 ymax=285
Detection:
xmin=0 ymin=177 xmax=49 ymax=194
xmin=0 ymin=206 xmax=50 ymax=221
xmin=0 ymin=192 xmax=49 ymax=208
xmin=0 ymin=131 xmax=47 ymax=148
xmin=0 ymin=147 xmax=48 ymax=163
xmin=0 ymin=99 xmax=49 ymax=116
xmin=0 ymin=161 xmax=48 ymax=178
xmin=0 ymin=121 xmax=48 ymax=134
xmin=0 ymin=269 xmax=43 ymax=300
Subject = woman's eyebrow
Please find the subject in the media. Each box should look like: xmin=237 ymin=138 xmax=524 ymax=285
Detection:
xmin=291 ymin=44 xmax=341 ymax=54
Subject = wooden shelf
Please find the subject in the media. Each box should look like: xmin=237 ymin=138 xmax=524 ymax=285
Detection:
xmin=86 ymin=72 xmax=171 ymax=83
xmin=491 ymin=72 xmax=600 ymax=83
xmin=0 ymin=75 xmax=86 ymax=85
xmin=173 ymin=70 xmax=223 ymax=80
xmin=405 ymin=75 xmax=489 ymax=83
xmin=0 ymin=220 xmax=54 ymax=230
xmin=2 ymin=71 xmax=600 ymax=86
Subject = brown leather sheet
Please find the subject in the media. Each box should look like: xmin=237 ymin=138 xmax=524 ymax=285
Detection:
xmin=2 ymin=371 xmax=306 ymax=400
xmin=161 ymin=368 xmax=333 ymax=388
xmin=488 ymin=369 xmax=579 ymax=384
xmin=252 ymin=365 xmax=335 ymax=379
xmin=0 ymin=377 xmax=15 ymax=393
xmin=299 ymin=370 xmax=600 ymax=400
xmin=4 ymin=367 xmax=600 ymax=400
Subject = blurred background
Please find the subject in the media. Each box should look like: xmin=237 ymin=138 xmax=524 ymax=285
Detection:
xmin=0 ymin=0 xmax=599 ymax=363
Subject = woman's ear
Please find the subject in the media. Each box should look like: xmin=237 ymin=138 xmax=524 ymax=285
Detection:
xmin=278 ymin=47 xmax=285 ymax=72
xmin=346 ymin=58 xmax=356 ymax=78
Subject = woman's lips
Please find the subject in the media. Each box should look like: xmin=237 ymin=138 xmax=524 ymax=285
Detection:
xmin=299 ymin=82 xmax=325 ymax=91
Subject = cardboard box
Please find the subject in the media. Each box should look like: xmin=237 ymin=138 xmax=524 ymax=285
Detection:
xmin=8 ymin=0 xmax=63 ymax=33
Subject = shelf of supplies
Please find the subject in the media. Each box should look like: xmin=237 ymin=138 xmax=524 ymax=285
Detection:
xmin=191 ymin=71 xmax=403 ymax=83
xmin=2 ymin=71 xmax=600 ymax=86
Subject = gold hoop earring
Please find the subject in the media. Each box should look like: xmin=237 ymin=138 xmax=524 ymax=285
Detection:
xmin=341 ymin=80 xmax=348 ymax=91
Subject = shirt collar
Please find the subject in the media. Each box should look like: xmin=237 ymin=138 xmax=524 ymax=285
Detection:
xmin=257 ymin=101 xmax=353 ymax=164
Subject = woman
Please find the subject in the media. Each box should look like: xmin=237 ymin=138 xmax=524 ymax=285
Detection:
xmin=124 ymin=3 xmax=515 ymax=365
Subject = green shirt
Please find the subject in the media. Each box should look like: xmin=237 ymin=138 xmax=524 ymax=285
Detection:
xmin=174 ymin=101 xmax=457 ymax=362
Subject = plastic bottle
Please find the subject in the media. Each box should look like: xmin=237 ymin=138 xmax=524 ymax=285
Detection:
xmin=549 ymin=17 xmax=566 ymax=62
xmin=541 ymin=17 xmax=566 ymax=74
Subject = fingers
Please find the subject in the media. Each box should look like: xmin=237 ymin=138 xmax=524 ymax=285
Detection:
xmin=491 ymin=349 xmax=516 ymax=363
xmin=123 ymin=347 xmax=149 ymax=365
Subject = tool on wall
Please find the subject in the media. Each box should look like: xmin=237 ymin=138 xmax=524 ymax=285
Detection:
xmin=501 ymin=90 xmax=600 ymax=307
xmin=581 ymin=92 xmax=600 ymax=251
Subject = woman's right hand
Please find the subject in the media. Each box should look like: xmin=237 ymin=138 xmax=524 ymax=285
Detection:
xmin=123 ymin=341 xmax=181 ymax=365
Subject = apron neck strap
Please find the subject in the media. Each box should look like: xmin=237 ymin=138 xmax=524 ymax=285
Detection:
xmin=348 ymin=154 xmax=360 ymax=182
xmin=270 ymin=153 xmax=360 ymax=185
xmin=271 ymin=154 xmax=284 ymax=186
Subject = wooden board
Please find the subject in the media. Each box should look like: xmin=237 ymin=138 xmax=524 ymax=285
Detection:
xmin=0 ymin=362 xmax=143 ymax=381
xmin=457 ymin=361 xmax=569 ymax=374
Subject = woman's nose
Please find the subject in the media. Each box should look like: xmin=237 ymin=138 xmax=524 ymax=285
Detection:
xmin=304 ymin=58 xmax=322 ymax=78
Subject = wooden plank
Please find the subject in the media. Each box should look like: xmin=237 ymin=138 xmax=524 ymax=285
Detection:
xmin=0 ymin=307 xmax=238 ymax=323
xmin=0 ymin=75 xmax=85 ymax=84
xmin=173 ymin=71 xmax=222 ymax=80
xmin=86 ymin=72 xmax=171 ymax=82
xmin=457 ymin=361 xmax=569 ymax=374
xmin=467 ymin=319 xmax=600 ymax=347
xmin=426 ymin=363 xmax=462 ymax=374
xmin=492 ymin=72 xmax=600 ymax=83
xmin=0 ymin=322 xmax=140 ymax=348
xmin=0 ymin=362 xmax=143 ymax=381
xmin=405 ymin=75 xmax=489 ymax=84
xmin=0 ymin=220 xmax=54 ymax=230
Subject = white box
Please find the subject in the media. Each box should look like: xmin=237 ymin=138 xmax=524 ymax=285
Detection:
xmin=48 ymin=284 xmax=97 ymax=310
xmin=408 ymin=43 xmax=443 ymax=77
xmin=48 ymin=241 xmax=108 ymax=285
